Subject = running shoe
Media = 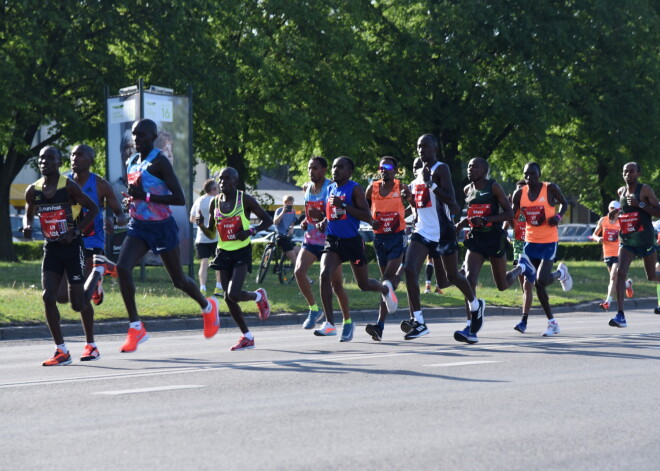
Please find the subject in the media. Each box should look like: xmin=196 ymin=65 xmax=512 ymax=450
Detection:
xmin=213 ymin=289 xmax=224 ymax=298
xmin=91 ymin=279 xmax=104 ymax=306
xmin=340 ymin=322 xmax=354 ymax=342
xmin=625 ymin=279 xmax=634 ymax=298
xmin=557 ymin=262 xmax=572 ymax=291
xmin=400 ymin=319 xmax=414 ymax=334
xmin=514 ymin=321 xmax=527 ymax=334
xmin=453 ymin=326 xmax=470 ymax=343
xmin=92 ymin=254 xmax=118 ymax=278
xmin=80 ymin=344 xmax=101 ymax=361
xmin=120 ymin=322 xmax=149 ymax=353
xmin=200 ymin=287 xmax=207 ymax=296
xmin=655 ymin=306 xmax=660 ymax=315
xmin=365 ymin=324 xmax=383 ymax=341
xmin=230 ymin=336 xmax=255 ymax=351
xmin=314 ymin=322 xmax=337 ymax=336
xmin=302 ymin=309 xmax=323 ymax=329
xmin=382 ymin=280 xmax=398 ymax=314
xmin=255 ymin=288 xmax=270 ymax=320
xmin=202 ymin=297 xmax=220 ymax=339
xmin=609 ymin=313 xmax=627 ymax=328
xmin=542 ymin=319 xmax=560 ymax=337
xmin=470 ymin=299 xmax=485 ymax=335
xmin=404 ymin=321 xmax=429 ymax=340
xmin=517 ymin=253 xmax=536 ymax=283
xmin=599 ymin=301 xmax=610 ymax=311
xmin=424 ymin=283 xmax=431 ymax=294
xmin=42 ymin=348 xmax=72 ymax=366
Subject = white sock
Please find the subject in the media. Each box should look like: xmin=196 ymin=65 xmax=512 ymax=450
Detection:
xmin=87 ymin=342 xmax=97 ymax=348
xmin=466 ymin=320 xmax=471 ymax=327
xmin=605 ymin=296 xmax=612 ymax=303
xmin=202 ymin=300 xmax=213 ymax=313
xmin=244 ymin=331 xmax=254 ymax=340
xmin=413 ymin=311 xmax=424 ymax=323
xmin=129 ymin=321 xmax=142 ymax=330
xmin=57 ymin=343 xmax=68 ymax=354
xmin=469 ymin=298 xmax=479 ymax=311
xmin=94 ymin=266 xmax=105 ymax=276
xmin=216 ymin=283 xmax=223 ymax=290
xmin=255 ymin=291 xmax=263 ymax=302
xmin=200 ymin=284 xmax=207 ymax=292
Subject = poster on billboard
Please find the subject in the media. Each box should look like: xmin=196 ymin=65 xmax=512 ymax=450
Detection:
xmin=105 ymin=86 xmax=192 ymax=266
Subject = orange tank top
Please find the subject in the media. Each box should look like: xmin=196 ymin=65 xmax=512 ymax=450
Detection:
xmin=600 ymin=216 xmax=620 ymax=258
xmin=520 ymin=182 xmax=557 ymax=243
xmin=371 ymin=179 xmax=406 ymax=235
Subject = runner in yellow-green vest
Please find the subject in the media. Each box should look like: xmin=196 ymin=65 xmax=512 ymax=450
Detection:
xmin=198 ymin=167 xmax=273 ymax=351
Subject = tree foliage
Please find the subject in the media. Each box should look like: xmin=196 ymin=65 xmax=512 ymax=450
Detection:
xmin=1 ymin=0 xmax=657 ymax=261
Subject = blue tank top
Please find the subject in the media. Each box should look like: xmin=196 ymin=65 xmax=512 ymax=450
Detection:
xmin=326 ymin=180 xmax=360 ymax=238
xmin=67 ymin=172 xmax=104 ymax=249
xmin=126 ymin=148 xmax=173 ymax=221
xmin=304 ymin=179 xmax=331 ymax=245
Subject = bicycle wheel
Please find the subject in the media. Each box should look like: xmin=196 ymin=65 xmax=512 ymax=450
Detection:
xmin=278 ymin=251 xmax=295 ymax=284
xmin=256 ymin=244 xmax=274 ymax=283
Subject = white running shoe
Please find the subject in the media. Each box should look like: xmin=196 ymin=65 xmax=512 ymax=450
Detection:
xmin=543 ymin=319 xmax=560 ymax=337
xmin=382 ymin=280 xmax=398 ymax=314
xmin=558 ymin=262 xmax=572 ymax=292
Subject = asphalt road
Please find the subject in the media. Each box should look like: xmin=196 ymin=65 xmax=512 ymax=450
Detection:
xmin=2 ymin=309 xmax=659 ymax=470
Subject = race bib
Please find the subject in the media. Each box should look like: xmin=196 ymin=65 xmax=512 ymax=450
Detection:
xmin=467 ymin=204 xmax=493 ymax=227
xmin=127 ymin=171 xmax=141 ymax=187
xmin=216 ymin=214 xmax=243 ymax=241
xmin=305 ymin=200 xmax=325 ymax=223
xmin=618 ymin=212 xmax=643 ymax=235
xmin=604 ymin=228 xmax=619 ymax=242
xmin=375 ymin=211 xmax=401 ymax=233
xmin=327 ymin=196 xmax=347 ymax=221
xmin=521 ymin=205 xmax=546 ymax=226
xmin=514 ymin=219 xmax=526 ymax=241
xmin=414 ymin=183 xmax=431 ymax=209
xmin=39 ymin=207 xmax=69 ymax=240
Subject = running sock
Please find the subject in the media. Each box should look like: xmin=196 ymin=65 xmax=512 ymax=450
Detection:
xmin=377 ymin=321 xmax=385 ymax=329
xmin=521 ymin=314 xmax=529 ymax=324
xmin=200 ymin=284 xmax=207 ymax=292
xmin=309 ymin=304 xmax=319 ymax=312
xmin=202 ymin=300 xmax=213 ymax=313
xmin=87 ymin=342 xmax=97 ymax=348
xmin=57 ymin=343 xmax=68 ymax=354
xmin=343 ymin=318 xmax=352 ymax=325
xmin=255 ymin=290 xmax=263 ymax=302
xmin=466 ymin=319 xmax=472 ymax=327
xmin=244 ymin=331 xmax=254 ymax=340
xmin=605 ymin=296 xmax=612 ymax=304
xmin=94 ymin=266 xmax=105 ymax=276
xmin=129 ymin=321 xmax=142 ymax=330
xmin=216 ymin=282 xmax=223 ymax=290
xmin=618 ymin=311 xmax=625 ymax=317
xmin=468 ymin=298 xmax=479 ymax=312
xmin=413 ymin=310 xmax=424 ymax=323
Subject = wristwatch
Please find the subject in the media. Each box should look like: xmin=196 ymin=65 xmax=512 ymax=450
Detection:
xmin=639 ymin=201 xmax=646 ymax=209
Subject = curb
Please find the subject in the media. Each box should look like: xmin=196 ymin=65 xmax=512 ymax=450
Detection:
xmin=1 ymin=298 xmax=658 ymax=341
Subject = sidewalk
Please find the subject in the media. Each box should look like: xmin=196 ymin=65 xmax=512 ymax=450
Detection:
xmin=1 ymin=298 xmax=657 ymax=341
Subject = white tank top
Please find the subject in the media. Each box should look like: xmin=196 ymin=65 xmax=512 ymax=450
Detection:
xmin=411 ymin=162 xmax=442 ymax=241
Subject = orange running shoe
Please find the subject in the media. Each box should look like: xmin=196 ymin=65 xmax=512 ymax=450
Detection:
xmin=202 ymin=297 xmax=220 ymax=339
xmin=42 ymin=348 xmax=72 ymax=367
xmin=255 ymin=288 xmax=270 ymax=320
xmin=80 ymin=344 xmax=101 ymax=361
xmin=91 ymin=279 xmax=104 ymax=306
xmin=625 ymin=278 xmax=634 ymax=298
xmin=120 ymin=322 xmax=149 ymax=353
xmin=93 ymin=255 xmax=118 ymax=278
xmin=434 ymin=286 xmax=444 ymax=294
xmin=599 ymin=301 xmax=610 ymax=311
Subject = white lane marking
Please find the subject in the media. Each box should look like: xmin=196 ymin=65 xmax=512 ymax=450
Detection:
xmin=94 ymin=385 xmax=205 ymax=395
xmin=425 ymin=360 xmax=502 ymax=367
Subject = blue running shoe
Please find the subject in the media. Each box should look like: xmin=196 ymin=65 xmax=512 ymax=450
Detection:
xmin=518 ymin=254 xmax=537 ymax=283
xmin=302 ymin=309 xmax=323 ymax=329
xmin=466 ymin=330 xmax=479 ymax=344
xmin=340 ymin=322 xmax=354 ymax=342
xmin=514 ymin=321 xmax=527 ymax=333
xmin=609 ymin=313 xmax=627 ymax=328
xmin=453 ymin=326 xmax=470 ymax=343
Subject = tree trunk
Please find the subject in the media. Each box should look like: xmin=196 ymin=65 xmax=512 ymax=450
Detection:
xmin=0 ymin=189 xmax=18 ymax=262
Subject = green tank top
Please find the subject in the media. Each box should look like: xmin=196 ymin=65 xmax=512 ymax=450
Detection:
xmin=465 ymin=179 xmax=499 ymax=233
xmin=618 ymin=183 xmax=654 ymax=248
xmin=214 ymin=191 xmax=251 ymax=251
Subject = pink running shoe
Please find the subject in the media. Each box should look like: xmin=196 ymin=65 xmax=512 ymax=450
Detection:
xmin=255 ymin=288 xmax=270 ymax=320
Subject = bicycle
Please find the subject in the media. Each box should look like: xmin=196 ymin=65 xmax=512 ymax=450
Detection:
xmin=255 ymin=232 xmax=295 ymax=284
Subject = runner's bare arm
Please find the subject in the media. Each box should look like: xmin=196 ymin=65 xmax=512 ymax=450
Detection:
xmin=547 ymin=183 xmax=568 ymax=227
xmin=197 ymin=196 xmax=217 ymax=239
xmin=21 ymin=185 xmax=36 ymax=239
xmin=243 ymin=194 xmax=274 ymax=238
xmin=638 ymin=185 xmax=660 ymax=218
xmin=349 ymin=185 xmax=373 ymax=224
xmin=63 ymin=179 xmax=99 ymax=243
xmin=98 ymin=178 xmax=127 ymax=233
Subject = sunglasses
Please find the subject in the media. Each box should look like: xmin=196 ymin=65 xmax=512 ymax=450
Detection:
xmin=379 ymin=164 xmax=395 ymax=171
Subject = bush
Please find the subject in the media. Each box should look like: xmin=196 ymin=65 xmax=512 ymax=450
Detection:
xmin=14 ymin=241 xmax=43 ymax=261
